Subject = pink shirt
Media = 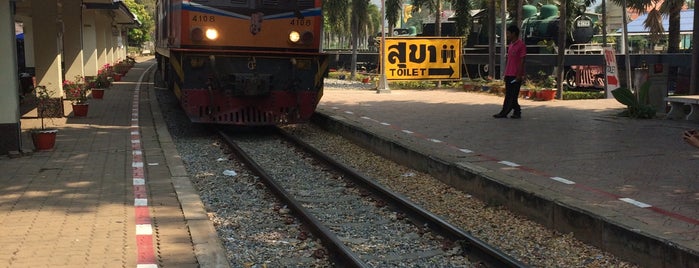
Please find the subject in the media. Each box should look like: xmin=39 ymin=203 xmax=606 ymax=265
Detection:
xmin=504 ymin=39 xmax=526 ymax=77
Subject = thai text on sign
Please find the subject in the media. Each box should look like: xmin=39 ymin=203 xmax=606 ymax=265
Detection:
xmin=384 ymin=37 xmax=461 ymax=80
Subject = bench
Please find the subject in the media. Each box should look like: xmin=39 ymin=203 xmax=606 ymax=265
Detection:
xmin=665 ymin=95 xmax=699 ymax=121
xmin=141 ymin=49 xmax=151 ymax=56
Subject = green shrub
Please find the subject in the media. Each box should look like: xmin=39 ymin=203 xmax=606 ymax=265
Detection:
xmin=611 ymin=82 xmax=656 ymax=119
xmin=562 ymin=91 xmax=604 ymax=100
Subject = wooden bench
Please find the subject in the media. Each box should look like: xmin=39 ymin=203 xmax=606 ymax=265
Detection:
xmin=665 ymin=95 xmax=699 ymax=121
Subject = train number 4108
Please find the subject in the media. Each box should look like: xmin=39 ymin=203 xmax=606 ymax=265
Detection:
xmin=290 ymin=19 xmax=311 ymax=26
xmin=192 ymin=15 xmax=215 ymax=22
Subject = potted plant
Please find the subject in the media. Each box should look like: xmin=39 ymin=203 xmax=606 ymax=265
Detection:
xmin=480 ymin=76 xmax=493 ymax=92
xmin=521 ymin=79 xmax=537 ymax=99
xmin=461 ymin=77 xmax=476 ymax=91
xmin=114 ymin=60 xmax=131 ymax=76
xmin=487 ymin=79 xmax=505 ymax=96
xmin=87 ymin=73 xmax=111 ymax=99
xmin=31 ymin=85 xmax=60 ymax=151
xmin=536 ymin=71 xmax=557 ymax=101
xmin=63 ymin=75 xmax=89 ymax=116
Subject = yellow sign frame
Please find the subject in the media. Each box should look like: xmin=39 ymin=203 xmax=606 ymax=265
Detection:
xmin=383 ymin=37 xmax=461 ymax=81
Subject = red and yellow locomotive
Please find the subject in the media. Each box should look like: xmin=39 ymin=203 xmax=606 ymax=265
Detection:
xmin=155 ymin=0 xmax=328 ymax=125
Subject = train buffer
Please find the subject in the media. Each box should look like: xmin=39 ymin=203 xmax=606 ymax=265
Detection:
xmin=565 ymin=44 xmax=605 ymax=55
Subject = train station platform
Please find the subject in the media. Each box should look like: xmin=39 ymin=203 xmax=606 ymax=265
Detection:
xmin=315 ymin=85 xmax=699 ymax=267
xmin=0 ymin=58 xmax=228 ymax=267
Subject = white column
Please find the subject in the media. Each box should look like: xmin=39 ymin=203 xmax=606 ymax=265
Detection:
xmin=95 ymin=12 xmax=108 ymax=69
xmin=19 ymin=15 xmax=35 ymax=69
xmin=31 ymin=0 xmax=62 ymax=98
xmin=107 ymin=23 xmax=115 ymax=63
xmin=82 ymin=10 xmax=98 ymax=77
xmin=0 ymin=0 xmax=20 ymax=123
xmin=62 ymin=0 xmax=84 ymax=80
xmin=0 ymin=0 xmax=21 ymax=153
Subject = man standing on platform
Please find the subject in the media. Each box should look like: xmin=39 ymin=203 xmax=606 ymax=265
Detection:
xmin=493 ymin=25 xmax=526 ymax=119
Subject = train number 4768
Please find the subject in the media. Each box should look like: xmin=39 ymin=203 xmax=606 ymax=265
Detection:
xmin=192 ymin=15 xmax=215 ymax=22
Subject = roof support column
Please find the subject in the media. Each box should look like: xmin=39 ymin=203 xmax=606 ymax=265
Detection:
xmin=0 ymin=0 xmax=21 ymax=154
xmin=30 ymin=0 xmax=62 ymax=98
xmin=62 ymin=0 xmax=84 ymax=81
xmin=95 ymin=11 xmax=108 ymax=69
xmin=82 ymin=9 xmax=98 ymax=77
xmin=107 ymin=22 xmax=115 ymax=63
xmin=17 ymin=15 xmax=35 ymax=70
xmin=117 ymin=25 xmax=126 ymax=60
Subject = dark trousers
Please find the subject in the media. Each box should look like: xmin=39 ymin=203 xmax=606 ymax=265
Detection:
xmin=498 ymin=76 xmax=521 ymax=116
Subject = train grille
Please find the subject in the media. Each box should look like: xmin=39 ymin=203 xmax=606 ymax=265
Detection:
xmin=198 ymin=105 xmax=297 ymax=125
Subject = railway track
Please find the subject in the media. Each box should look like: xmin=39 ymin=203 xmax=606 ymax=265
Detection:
xmin=218 ymin=127 xmax=526 ymax=267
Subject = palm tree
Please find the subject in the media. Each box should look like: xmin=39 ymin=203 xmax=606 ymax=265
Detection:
xmin=324 ymin=0 xmax=373 ymax=78
xmin=349 ymin=0 xmax=370 ymax=78
xmin=593 ymin=0 xmax=685 ymax=53
xmin=409 ymin=0 xmax=471 ymax=37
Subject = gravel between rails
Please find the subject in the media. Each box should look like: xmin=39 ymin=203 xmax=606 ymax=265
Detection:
xmin=155 ymin=79 xmax=638 ymax=267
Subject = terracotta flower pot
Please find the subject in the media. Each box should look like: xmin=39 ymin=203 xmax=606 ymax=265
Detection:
xmin=92 ymin=89 xmax=105 ymax=99
xmin=519 ymin=90 xmax=530 ymax=98
xmin=31 ymin=129 xmax=58 ymax=151
xmin=72 ymin=103 xmax=89 ymax=117
xmin=537 ymin=89 xmax=557 ymax=101
xmin=362 ymin=77 xmax=371 ymax=83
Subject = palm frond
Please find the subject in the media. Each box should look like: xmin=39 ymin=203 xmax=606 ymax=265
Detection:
xmin=643 ymin=9 xmax=664 ymax=43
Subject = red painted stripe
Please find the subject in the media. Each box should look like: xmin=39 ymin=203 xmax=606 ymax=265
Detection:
xmin=647 ymin=206 xmax=699 ymax=225
xmin=134 ymin=185 xmax=147 ymax=199
xmin=133 ymin=167 xmax=145 ymax=178
xmin=136 ymin=235 xmax=157 ymax=264
xmin=135 ymin=207 xmax=151 ymax=225
xmin=133 ymin=154 xmax=143 ymax=163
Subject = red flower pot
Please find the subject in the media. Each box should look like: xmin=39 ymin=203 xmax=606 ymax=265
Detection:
xmin=92 ymin=89 xmax=104 ymax=99
xmin=72 ymin=103 xmax=89 ymax=117
xmin=31 ymin=129 xmax=57 ymax=151
xmin=113 ymin=74 xmax=121 ymax=82
xmin=537 ymin=89 xmax=557 ymax=101
xmin=519 ymin=90 xmax=530 ymax=98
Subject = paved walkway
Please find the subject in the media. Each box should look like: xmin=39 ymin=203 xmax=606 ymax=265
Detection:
xmin=0 ymin=58 xmax=227 ymax=267
xmin=316 ymin=86 xmax=699 ymax=266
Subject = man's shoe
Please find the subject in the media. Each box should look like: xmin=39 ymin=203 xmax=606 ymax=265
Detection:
xmin=510 ymin=114 xmax=521 ymax=119
xmin=493 ymin=114 xmax=507 ymax=118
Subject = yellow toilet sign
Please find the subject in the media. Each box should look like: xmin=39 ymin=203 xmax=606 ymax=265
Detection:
xmin=384 ymin=37 xmax=461 ymax=80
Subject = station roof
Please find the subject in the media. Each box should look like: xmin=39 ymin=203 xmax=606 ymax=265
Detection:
xmin=620 ymin=9 xmax=693 ymax=34
xmin=84 ymin=0 xmax=141 ymax=26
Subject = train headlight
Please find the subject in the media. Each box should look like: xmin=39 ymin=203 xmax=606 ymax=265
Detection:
xmin=301 ymin=31 xmax=314 ymax=44
xmin=205 ymin=28 xmax=219 ymax=40
xmin=191 ymin=28 xmax=204 ymax=41
xmin=289 ymin=31 xmax=301 ymax=43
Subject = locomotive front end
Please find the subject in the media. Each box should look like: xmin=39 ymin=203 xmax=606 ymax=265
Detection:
xmin=159 ymin=0 xmax=328 ymax=125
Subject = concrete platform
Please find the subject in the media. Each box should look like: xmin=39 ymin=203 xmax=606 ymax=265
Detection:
xmin=0 ymin=58 xmax=228 ymax=267
xmin=315 ymin=86 xmax=699 ymax=267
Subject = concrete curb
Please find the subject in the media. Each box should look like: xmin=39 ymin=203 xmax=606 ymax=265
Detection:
xmin=146 ymin=65 xmax=231 ymax=268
